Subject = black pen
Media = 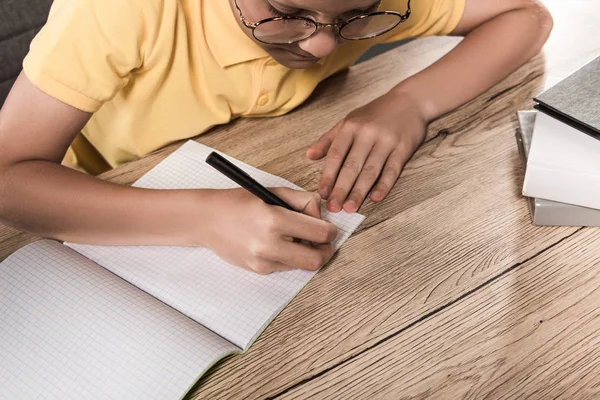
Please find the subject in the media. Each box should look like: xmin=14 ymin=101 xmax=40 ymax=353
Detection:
xmin=205 ymin=151 xmax=296 ymax=212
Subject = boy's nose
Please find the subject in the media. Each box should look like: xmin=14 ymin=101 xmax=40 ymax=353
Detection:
xmin=298 ymin=28 xmax=340 ymax=59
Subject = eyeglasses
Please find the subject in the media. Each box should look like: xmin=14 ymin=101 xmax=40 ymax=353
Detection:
xmin=233 ymin=0 xmax=411 ymax=45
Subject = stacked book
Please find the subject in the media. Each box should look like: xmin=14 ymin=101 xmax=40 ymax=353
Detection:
xmin=517 ymin=55 xmax=600 ymax=226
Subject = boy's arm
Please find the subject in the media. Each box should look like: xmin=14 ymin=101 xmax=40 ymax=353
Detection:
xmin=309 ymin=0 xmax=553 ymax=212
xmin=0 ymin=73 xmax=201 ymax=247
xmin=392 ymin=0 xmax=553 ymax=122
xmin=0 ymin=73 xmax=337 ymax=273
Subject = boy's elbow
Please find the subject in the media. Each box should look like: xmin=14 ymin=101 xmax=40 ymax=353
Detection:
xmin=0 ymin=144 xmax=9 ymax=216
xmin=0 ymin=157 xmax=14 ymax=218
xmin=0 ymin=147 xmax=21 ymax=221
xmin=527 ymin=1 xmax=554 ymax=52
xmin=0 ymin=167 xmax=11 ymax=222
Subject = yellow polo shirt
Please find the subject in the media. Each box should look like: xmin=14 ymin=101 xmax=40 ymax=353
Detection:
xmin=23 ymin=0 xmax=465 ymax=174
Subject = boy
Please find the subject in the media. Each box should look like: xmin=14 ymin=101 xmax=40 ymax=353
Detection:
xmin=0 ymin=0 xmax=552 ymax=273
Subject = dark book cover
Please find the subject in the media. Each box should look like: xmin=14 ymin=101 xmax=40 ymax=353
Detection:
xmin=534 ymin=55 xmax=600 ymax=140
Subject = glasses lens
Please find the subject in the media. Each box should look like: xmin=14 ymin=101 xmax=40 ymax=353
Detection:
xmin=254 ymin=18 xmax=316 ymax=44
xmin=340 ymin=14 xmax=401 ymax=40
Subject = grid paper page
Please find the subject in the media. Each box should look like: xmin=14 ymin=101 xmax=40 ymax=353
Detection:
xmin=68 ymin=140 xmax=364 ymax=349
xmin=0 ymin=240 xmax=240 ymax=399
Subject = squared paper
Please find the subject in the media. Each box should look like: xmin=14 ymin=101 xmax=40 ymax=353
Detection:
xmin=68 ymin=141 xmax=365 ymax=349
xmin=0 ymin=240 xmax=239 ymax=399
xmin=1 ymin=141 xmax=364 ymax=399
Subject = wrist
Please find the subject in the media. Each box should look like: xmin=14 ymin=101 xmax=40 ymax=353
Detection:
xmin=151 ymin=188 xmax=217 ymax=247
xmin=390 ymin=80 xmax=437 ymax=123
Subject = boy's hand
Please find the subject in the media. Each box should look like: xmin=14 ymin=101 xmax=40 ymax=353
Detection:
xmin=202 ymin=187 xmax=338 ymax=274
xmin=306 ymin=90 xmax=427 ymax=213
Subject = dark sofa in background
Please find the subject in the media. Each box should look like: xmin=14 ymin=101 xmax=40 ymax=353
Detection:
xmin=0 ymin=0 xmax=52 ymax=108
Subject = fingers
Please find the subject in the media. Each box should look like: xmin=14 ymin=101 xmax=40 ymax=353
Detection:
xmin=265 ymin=188 xmax=338 ymax=243
xmin=270 ymin=240 xmax=336 ymax=271
xmin=246 ymin=259 xmax=295 ymax=275
xmin=342 ymin=141 xmax=390 ymax=213
xmin=245 ymin=210 xmax=336 ymax=272
xmin=369 ymin=147 xmax=406 ymax=202
xmin=214 ymin=187 xmax=338 ymax=275
xmin=265 ymin=187 xmax=338 ymax=243
xmin=317 ymin=127 xmax=353 ymax=200
xmin=306 ymin=120 xmax=342 ymax=161
xmin=270 ymin=187 xmax=322 ymax=220
xmin=325 ymin=137 xmax=373 ymax=212
xmin=313 ymin=123 xmax=415 ymax=212
xmin=245 ymin=212 xmax=336 ymax=273
xmin=276 ymin=208 xmax=338 ymax=243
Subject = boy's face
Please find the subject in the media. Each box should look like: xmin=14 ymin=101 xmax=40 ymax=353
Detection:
xmin=229 ymin=0 xmax=382 ymax=69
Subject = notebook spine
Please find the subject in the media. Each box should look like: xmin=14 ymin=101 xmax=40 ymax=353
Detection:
xmin=517 ymin=110 xmax=600 ymax=227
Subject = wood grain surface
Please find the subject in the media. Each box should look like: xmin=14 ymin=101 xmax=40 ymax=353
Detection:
xmin=182 ymin=46 xmax=574 ymax=398
xmin=278 ymin=227 xmax=600 ymax=399
xmin=2 ymin=3 xmax=600 ymax=398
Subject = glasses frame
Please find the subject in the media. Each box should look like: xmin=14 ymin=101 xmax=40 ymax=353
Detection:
xmin=233 ymin=0 xmax=412 ymax=44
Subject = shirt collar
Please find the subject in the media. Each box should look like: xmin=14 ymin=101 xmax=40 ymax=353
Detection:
xmin=204 ymin=0 xmax=270 ymax=67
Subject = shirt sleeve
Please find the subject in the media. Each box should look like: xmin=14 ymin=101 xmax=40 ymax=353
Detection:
xmin=23 ymin=0 xmax=156 ymax=112
xmin=379 ymin=0 xmax=466 ymax=44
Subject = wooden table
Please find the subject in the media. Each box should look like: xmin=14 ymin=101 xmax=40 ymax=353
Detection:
xmin=2 ymin=10 xmax=600 ymax=398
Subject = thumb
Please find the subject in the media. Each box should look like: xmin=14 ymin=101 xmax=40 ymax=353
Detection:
xmin=306 ymin=120 xmax=342 ymax=160
xmin=270 ymin=187 xmax=323 ymax=220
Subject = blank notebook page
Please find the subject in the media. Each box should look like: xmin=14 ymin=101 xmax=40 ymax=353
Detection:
xmin=0 ymin=240 xmax=239 ymax=400
xmin=68 ymin=141 xmax=364 ymax=349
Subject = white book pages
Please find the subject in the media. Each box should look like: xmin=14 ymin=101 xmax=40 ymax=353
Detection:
xmin=0 ymin=240 xmax=239 ymax=400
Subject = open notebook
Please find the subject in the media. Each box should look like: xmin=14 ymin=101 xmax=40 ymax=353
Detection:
xmin=0 ymin=141 xmax=364 ymax=399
